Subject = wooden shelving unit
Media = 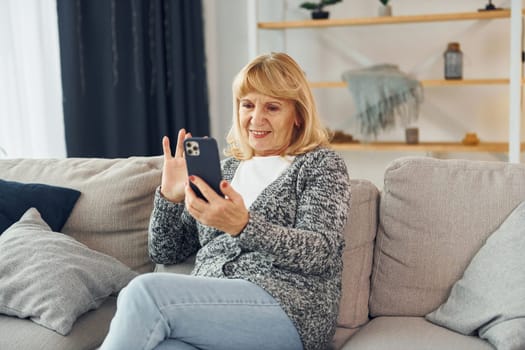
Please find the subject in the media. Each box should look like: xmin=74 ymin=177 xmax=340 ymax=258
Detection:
xmin=254 ymin=4 xmax=524 ymax=158
xmin=258 ymin=10 xmax=516 ymax=29
xmin=309 ymin=79 xmax=512 ymax=88
xmin=330 ymin=142 xmax=525 ymax=153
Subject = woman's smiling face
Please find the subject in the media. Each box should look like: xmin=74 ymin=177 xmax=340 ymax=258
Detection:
xmin=238 ymin=92 xmax=298 ymax=156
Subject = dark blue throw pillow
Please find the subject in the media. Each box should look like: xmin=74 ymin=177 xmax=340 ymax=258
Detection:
xmin=0 ymin=179 xmax=81 ymax=234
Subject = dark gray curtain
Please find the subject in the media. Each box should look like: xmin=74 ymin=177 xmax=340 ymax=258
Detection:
xmin=57 ymin=0 xmax=209 ymax=157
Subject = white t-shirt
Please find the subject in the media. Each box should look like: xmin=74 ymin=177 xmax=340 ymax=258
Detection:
xmin=231 ymin=155 xmax=295 ymax=208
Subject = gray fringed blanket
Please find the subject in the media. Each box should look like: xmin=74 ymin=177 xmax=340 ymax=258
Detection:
xmin=341 ymin=64 xmax=423 ymax=138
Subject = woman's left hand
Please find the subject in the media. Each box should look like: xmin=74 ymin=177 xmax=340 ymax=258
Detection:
xmin=185 ymin=177 xmax=249 ymax=236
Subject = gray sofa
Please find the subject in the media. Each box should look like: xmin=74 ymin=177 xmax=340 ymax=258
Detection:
xmin=1 ymin=155 xmax=521 ymax=350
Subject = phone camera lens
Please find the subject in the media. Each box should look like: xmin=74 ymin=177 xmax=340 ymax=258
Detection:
xmin=185 ymin=141 xmax=200 ymax=156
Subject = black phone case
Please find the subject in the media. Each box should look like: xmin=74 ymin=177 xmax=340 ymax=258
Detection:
xmin=184 ymin=137 xmax=223 ymax=200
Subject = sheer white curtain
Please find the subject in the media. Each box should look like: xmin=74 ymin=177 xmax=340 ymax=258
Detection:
xmin=0 ymin=0 xmax=66 ymax=158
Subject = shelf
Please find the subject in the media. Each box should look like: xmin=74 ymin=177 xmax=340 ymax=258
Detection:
xmin=254 ymin=5 xmax=524 ymax=160
xmin=330 ymin=142 xmax=525 ymax=153
xmin=419 ymin=79 xmax=511 ymax=87
xmin=309 ymin=79 xmax=512 ymax=88
xmin=258 ymin=10 xmax=515 ymax=29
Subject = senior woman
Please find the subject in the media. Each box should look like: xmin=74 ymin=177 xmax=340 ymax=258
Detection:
xmin=100 ymin=52 xmax=351 ymax=350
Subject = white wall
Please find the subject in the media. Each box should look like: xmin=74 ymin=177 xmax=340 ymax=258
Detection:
xmin=203 ymin=0 xmax=250 ymax=154
xmin=204 ymin=0 xmax=522 ymax=188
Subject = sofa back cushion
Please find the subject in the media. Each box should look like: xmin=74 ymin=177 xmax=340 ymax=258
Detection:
xmin=369 ymin=156 xmax=525 ymax=317
xmin=338 ymin=179 xmax=379 ymax=329
xmin=0 ymin=157 xmax=162 ymax=273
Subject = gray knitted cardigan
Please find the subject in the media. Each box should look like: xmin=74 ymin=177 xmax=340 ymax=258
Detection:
xmin=148 ymin=147 xmax=351 ymax=350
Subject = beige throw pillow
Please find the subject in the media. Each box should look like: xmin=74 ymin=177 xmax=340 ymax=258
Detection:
xmin=0 ymin=208 xmax=137 ymax=335
xmin=426 ymin=200 xmax=525 ymax=350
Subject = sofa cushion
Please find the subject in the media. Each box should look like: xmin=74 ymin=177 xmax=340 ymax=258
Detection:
xmin=342 ymin=316 xmax=493 ymax=350
xmin=0 ymin=208 xmax=137 ymax=335
xmin=370 ymin=157 xmax=525 ymax=317
xmin=426 ymin=200 xmax=525 ymax=350
xmin=0 ymin=179 xmax=80 ymax=234
xmin=331 ymin=327 xmax=360 ymax=350
xmin=0 ymin=156 xmax=163 ymax=272
xmin=0 ymin=297 xmax=116 ymax=350
xmin=338 ymin=179 xmax=378 ymax=328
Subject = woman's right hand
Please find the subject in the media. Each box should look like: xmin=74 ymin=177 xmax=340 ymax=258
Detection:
xmin=160 ymin=129 xmax=191 ymax=203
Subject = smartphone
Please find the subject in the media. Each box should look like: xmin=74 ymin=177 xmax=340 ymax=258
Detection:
xmin=183 ymin=137 xmax=223 ymax=200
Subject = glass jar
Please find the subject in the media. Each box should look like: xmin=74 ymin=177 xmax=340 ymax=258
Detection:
xmin=444 ymin=42 xmax=463 ymax=80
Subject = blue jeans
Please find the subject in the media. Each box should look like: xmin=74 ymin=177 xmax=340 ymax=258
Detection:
xmin=99 ymin=273 xmax=303 ymax=350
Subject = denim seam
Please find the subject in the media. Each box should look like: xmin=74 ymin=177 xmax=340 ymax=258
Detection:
xmin=159 ymin=301 xmax=281 ymax=310
xmin=143 ymin=315 xmax=169 ymax=350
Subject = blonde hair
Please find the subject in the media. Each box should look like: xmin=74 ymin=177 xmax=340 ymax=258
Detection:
xmin=225 ymin=52 xmax=329 ymax=160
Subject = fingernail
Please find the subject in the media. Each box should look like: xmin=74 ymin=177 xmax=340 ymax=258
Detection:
xmin=221 ymin=181 xmax=227 ymax=189
xmin=189 ymin=175 xmax=196 ymax=182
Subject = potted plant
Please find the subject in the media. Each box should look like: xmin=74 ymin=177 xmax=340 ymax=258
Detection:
xmin=479 ymin=0 xmax=502 ymax=11
xmin=300 ymin=0 xmax=342 ymax=20
xmin=378 ymin=0 xmax=392 ymax=16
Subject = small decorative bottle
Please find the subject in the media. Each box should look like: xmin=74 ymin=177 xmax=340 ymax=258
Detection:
xmin=444 ymin=42 xmax=463 ymax=80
